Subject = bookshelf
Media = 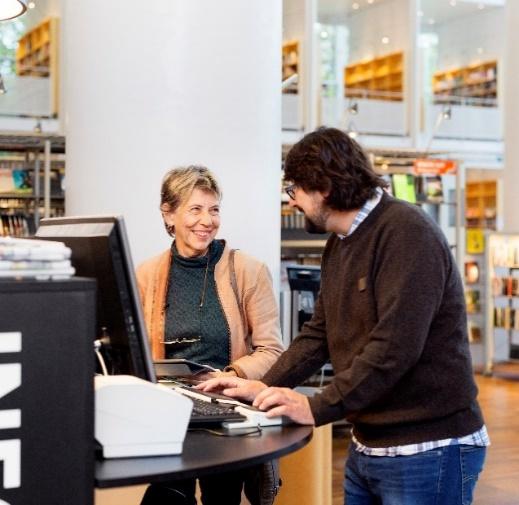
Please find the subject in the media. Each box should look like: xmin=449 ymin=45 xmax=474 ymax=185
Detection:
xmin=465 ymin=180 xmax=497 ymax=230
xmin=15 ymin=17 xmax=60 ymax=115
xmin=432 ymin=60 xmax=497 ymax=107
xmin=282 ymin=40 xmax=299 ymax=94
xmin=0 ymin=134 xmax=65 ymax=237
xmin=344 ymin=51 xmax=404 ymax=101
xmin=484 ymin=233 xmax=519 ymax=375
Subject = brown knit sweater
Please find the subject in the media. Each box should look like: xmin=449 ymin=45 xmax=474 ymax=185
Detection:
xmin=263 ymin=193 xmax=484 ymax=447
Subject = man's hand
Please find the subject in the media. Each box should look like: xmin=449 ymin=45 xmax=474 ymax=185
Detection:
xmin=196 ymin=377 xmax=267 ymax=403
xmin=198 ymin=378 xmax=316 ymax=425
xmin=253 ymin=387 xmax=315 ymax=425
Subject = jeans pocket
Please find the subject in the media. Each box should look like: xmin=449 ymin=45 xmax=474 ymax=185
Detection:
xmin=460 ymin=445 xmax=486 ymax=505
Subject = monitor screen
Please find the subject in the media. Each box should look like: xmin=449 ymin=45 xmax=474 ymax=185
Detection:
xmin=36 ymin=215 xmax=156 ymax=383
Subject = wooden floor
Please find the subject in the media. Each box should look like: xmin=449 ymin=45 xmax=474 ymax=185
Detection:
xmin=331 ymin=364 xmax=519 ymax=505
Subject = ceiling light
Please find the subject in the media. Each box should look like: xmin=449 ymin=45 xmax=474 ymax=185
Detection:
xmin=477 ymin=47 xmax=484 ymax=54
xmin=450 ymin=0 xmax=457 ymax=6
xmin=0 ymin=0 xmax=27 ymax=21
xmin=418 ymin=10 xmax=424 ymax=17
xmin=320 ymin=30 xmax=329 ymax=39
xmin=352 ymin=3 xmax=360 ymax=10
xmin=367 ymin=0 xmax=374 ymax=4
xmin=28 ymin=1 xmax=35 ymax=8
xmin=381 ymin=36 xmax=390 ymax=44
xmin=428 ymin=18 xmax=436 ymax=25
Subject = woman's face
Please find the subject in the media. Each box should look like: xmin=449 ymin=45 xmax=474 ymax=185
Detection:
xmin=163 ymin=188 xmax=221 ymax=257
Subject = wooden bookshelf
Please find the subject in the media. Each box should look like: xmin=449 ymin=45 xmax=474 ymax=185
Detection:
xmin=344 ymin=51 xmax=404 ymax=101
xmin=16 ymin=17 xmax=59 ymax=116
xmin=282 ymin=40 xmax=299 ymax=94
xmin=466 ymin=180 xmax=497 ymax=229
xmin=432 ymin=60 xmax=497 ymax=107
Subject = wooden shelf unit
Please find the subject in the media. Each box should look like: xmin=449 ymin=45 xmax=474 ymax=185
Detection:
xmin=16 ymin=17 xmax=60 ymax=116
xmin=16 ymin=17 xmax=58 ymax=77
xmin=344 ymin=51 xmax=404 ymax=101
xmin=282 ymin=40 xmax=299 ymax=94
xmin=466 ymin=180 xmax=497 ymax=229
xmin=432 ymin=60 xmax=497 ymax=107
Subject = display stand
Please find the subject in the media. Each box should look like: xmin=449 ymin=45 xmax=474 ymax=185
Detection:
xmin=484 ymin=232 xmax=519 ymax=375
xmin=0 ymin=278 xmax=96 ymax=505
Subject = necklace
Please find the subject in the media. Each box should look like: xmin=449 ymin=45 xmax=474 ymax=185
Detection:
xmin=162 ymin=250 xmax=210 ymax=346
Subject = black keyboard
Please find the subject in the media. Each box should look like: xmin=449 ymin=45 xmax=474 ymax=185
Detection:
xmin=188 ymin=396 xmax=247 ymax=426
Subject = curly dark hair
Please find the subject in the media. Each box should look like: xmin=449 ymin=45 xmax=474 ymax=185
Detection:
xmin=284 ymin=127 xmax=387 ymax=211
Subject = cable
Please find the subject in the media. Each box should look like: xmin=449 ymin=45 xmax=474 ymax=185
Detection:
xmin=188 ymin=426 xmax=262 ymax=437
xmin=94 ymin=339 xmax=108 ymax=376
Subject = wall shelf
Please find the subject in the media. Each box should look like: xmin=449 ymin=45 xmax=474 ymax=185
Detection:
xmin=432 ymin=60 xmax=497 ymax=107
xmin=344 ymin=51 xmax=404 ymax=101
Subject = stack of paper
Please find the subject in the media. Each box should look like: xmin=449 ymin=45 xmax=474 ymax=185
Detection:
xmin=0 ymin=237 xmax=75 ymax=280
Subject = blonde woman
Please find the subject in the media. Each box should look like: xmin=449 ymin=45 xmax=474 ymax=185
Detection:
xmin=137 ymin=165 xmax=284 ymax=505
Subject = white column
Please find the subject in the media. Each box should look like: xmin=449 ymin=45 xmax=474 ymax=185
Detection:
xmin=62 ymin=0 xmax=282 ymax=287
xmin=503 ymin=0 xmax=519 ymax=232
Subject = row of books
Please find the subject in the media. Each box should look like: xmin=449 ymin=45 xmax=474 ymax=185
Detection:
xmin=490 ymin=241 xmax=519 ymax=267
xmin=0 ymin=167 xmax=33 ymax=193
xmin=494 ymin=307 xmax=519 ymax=331
xmin=492 ymin=277 xmax=519 ymax=298
xmin=0 ymin=167 xmax=64 ymax=196
xmin=0 ymin=236 xmax=74 ymax=280
xmin=281 ymin=205 xmax=306 ymax=230
xmin=0 ymin=214 xmax=34 ymax=238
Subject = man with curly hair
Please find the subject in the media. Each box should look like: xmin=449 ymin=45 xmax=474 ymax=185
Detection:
xmin=200 ymin=127 xmax=488 ymax=505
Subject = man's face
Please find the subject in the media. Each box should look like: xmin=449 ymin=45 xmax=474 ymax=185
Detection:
xmin=286 ymin=184 xmax=330 ymax=234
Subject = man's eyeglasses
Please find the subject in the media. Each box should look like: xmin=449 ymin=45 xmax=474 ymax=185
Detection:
xmin=285 ymin=184 xmax=297 ymax=200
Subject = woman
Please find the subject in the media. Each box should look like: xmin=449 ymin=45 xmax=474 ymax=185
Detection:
xmin=137 ymin=165 xmax=284 ymax=505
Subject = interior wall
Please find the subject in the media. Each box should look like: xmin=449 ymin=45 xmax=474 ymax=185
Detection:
xmin=346 ymin=0 xmax=410 ymax=62
xmin=433 ymin=8 xmax=505 ymax=69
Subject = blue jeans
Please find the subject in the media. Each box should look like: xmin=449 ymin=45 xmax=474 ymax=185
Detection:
xmin=344 ymin=442 xmax=486 ymax=505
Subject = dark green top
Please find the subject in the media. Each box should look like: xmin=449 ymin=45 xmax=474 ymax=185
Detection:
xmin=164 ymin=239 xmax=230 ymax=370
xmin=263 ymin=192 xmax=484 ymax=446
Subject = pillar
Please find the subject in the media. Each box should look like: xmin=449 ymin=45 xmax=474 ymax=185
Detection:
xmin=503 ymin=0 xmax=519 ymax=232
xmin=62 ymin=0 xmax=282 ymax=286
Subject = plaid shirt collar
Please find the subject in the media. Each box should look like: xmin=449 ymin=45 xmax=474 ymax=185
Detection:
xmin=337 ymin=187 xmax=383 ymax=239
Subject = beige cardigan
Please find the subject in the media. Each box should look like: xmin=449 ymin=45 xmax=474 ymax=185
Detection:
xmin=136 ymin=243 xmax=284 ymax=380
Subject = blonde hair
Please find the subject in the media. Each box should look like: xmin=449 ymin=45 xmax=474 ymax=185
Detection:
xmin=160 ymin=165 xmax=222 ymax=213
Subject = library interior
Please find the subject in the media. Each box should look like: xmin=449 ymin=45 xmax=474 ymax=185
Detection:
xmin=0 ymin=0 xmax=518 ymax=504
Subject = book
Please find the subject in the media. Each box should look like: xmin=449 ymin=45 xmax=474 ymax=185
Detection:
xmin=0 ymin=168 xmax=14 ymax=193
xmin=466 ymin=229 xmax=485 ymax=255
xmin=392 ymin=174 xmax=416 ymax=204
xmin=12 ymin=169 xmax=32 ymax=193
xmin=468 ymin=323 xmax=482 ymax=343
xmin=464 ymin=261 xmax=480 ymax=284
xmin=416 ymin=175 xmax=443 ymax=203
xmin=465 ymin=289 xmax=480 ymax=313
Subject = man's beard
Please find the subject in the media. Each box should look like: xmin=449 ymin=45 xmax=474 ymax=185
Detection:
xmin=304 ymin=213 xmax=328 ymax=234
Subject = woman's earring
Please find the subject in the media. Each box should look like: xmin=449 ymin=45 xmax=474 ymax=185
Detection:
xmin=164 ymin=222 xmax=175 ymax=237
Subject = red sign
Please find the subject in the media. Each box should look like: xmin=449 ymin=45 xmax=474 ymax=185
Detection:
xmin=413 ymin=159 xmax=457 ymax=175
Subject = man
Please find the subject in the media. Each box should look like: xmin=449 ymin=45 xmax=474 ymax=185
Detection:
xmin=199 ymin=127 xmax=488 ymax=504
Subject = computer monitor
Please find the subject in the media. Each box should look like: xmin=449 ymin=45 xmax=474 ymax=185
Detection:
xmin=36 ymin=215 xmax=156 ymax=383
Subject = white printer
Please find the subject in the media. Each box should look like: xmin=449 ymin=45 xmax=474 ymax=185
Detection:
xmin=95 ymin=375 xmax=192 ymax=458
